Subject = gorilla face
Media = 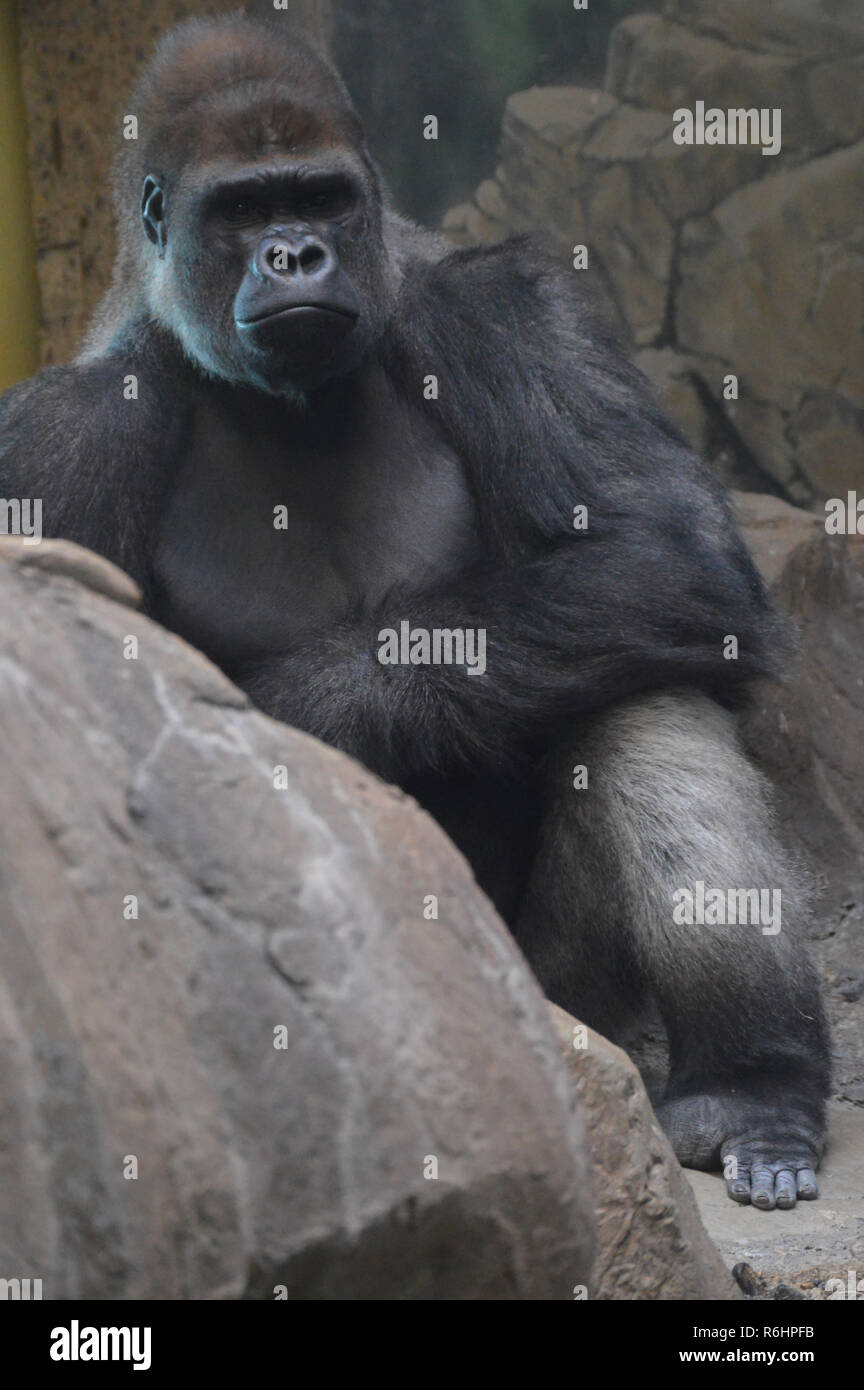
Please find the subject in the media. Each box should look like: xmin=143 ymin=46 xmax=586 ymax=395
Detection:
xmin=142 ymin=147 xmax=394 ymax=394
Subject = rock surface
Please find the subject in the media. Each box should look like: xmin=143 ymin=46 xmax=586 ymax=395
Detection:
xmin=735 ymin=495 xmax=864 ymax=1118
xmin=549 ymin=1005 xmax=741 ymax=1301
xmin=0 ymin=539 xmax=594 ymax=1300
xmin=677 ymin=146 xmax=864 ymax=498
xmin=444 ymin=6 xmax=864 ymax=503
xmin=664 ymin=0 xmax=864 ymax=60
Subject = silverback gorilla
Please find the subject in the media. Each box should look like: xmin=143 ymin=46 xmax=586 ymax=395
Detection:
xmin=0 ymin=14 xmax=829 ymax=1208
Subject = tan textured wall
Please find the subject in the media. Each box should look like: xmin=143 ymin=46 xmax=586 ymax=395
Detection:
xmin=0 ymin=0 xmax=39 ymax=389
xmin=17 ymin=0 xmax=331 ymax=366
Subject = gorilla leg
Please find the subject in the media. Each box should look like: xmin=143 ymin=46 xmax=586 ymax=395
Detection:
xmin=515 ymin=689 xmax=830 ymax=1209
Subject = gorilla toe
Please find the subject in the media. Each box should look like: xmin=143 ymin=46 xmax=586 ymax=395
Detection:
xmin=656 ymin=1088 xmax=825 ymax=1209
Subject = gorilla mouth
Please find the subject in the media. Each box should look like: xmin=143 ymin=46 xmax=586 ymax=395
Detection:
xmin=236 ymin=304 xmax=358 ymax=328
xmin=235 ymin=302 xmax=361 ymax=379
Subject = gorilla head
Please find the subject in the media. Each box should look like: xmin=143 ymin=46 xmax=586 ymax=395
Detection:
xmin=110 ymin=16 xmax=396 ymax=393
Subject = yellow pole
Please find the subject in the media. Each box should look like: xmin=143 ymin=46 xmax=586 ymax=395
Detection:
xmin=0 ymin=0 xmax=39 ymax=390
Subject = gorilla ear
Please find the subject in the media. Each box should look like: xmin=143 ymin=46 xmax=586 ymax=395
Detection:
xmin=141 ymin=176 xmax=166 ymax=254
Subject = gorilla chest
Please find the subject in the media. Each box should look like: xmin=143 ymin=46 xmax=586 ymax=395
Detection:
xmin=152 ymin=399 xmax=477 ymax=668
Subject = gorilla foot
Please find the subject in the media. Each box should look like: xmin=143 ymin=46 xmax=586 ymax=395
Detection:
xmin=655 ymin=1090 xmax=824 ymax=1210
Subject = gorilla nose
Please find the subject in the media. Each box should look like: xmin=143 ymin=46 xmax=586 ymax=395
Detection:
xmin=235 ymin=227 xmax=360 ymax=343
xmin=257 ymin=233 xmax=334 ymax=282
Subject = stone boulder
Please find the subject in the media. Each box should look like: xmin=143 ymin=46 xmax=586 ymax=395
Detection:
xmin=549 ymin=1006 xmax=741 ymax=1300
xmin=0 ymin=539 xmax=594 ymax=1300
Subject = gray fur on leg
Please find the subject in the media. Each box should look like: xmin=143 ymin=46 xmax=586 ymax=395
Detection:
xmin=515 ymin=688 xmax=829 ymax=1207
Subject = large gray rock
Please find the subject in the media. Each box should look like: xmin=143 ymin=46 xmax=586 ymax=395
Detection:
xmin=550 ymin=1006 xmax=741 ymax=1300
xmin=0 ymin=539 xmax=594 ymax=1300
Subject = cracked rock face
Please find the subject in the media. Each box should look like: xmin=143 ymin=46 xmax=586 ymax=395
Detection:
xmin=443 ymin=6 xmax=864 ymax=505
xmin=0 ymin=540 xmax=594 ymax=1300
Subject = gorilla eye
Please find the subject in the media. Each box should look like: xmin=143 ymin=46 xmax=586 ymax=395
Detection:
xmin=296 ymin=182 xmax=354 ymax=218
xmin=222 ymin=198 xmax=265 ymax=224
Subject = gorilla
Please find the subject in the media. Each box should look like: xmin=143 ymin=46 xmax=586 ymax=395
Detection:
xmin=0 ymin=13 xmax=829 ymax=1209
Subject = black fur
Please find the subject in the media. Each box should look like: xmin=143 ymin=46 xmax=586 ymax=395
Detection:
xmin=0 ymin=13 xmax=828 ymax=1208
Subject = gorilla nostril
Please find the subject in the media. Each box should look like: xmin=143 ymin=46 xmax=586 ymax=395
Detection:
xmin=298 ymin=242 xmax=326 ymax=274
xmin=267 ymin=242 xmax=297 ymax=274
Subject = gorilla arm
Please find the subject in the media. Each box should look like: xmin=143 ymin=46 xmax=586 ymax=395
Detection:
xmin=0 ymin=353 xmax=185 ymax=595
xmin=239 ymin=241 xmax=782 ymax=781
xmin=238 ymin=517 xmax=778 ymax=782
